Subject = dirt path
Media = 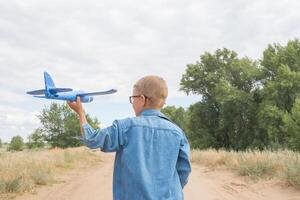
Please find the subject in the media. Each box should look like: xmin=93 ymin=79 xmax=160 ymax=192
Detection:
xmin=17 ymin=153 xmax=300 ymax=200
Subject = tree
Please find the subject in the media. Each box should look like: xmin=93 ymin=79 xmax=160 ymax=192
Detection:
xmin=185 ymin=101 xmax=219 ymax=149
xmin=258 ymin=39 xmax=300 ymax=146
xmin=27 ymin=128 xmax=45 ymax=149
xmin=38 ymin=102 xmax=100 ymax=148
xmin=8 ymin=136 xmax=24 ymax=151
xmin=283 ymin=98 xmax=300 ymax=151
xmin=180 ymin=48 xmax=265 ymax=150
xmin=161 ymin=106 xmax=188 ymax=131
xmin=179 ymin=39 xmax=300 ymax=150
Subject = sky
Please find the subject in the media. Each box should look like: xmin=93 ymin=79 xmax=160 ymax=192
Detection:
xmin=0 ymin=0 xmax=300 ymax=142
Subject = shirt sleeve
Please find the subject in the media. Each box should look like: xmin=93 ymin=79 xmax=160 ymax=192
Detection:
xmin=176 ymin=133 xmax=192 ymax=188
xmin=80 ymin=120 xmax=127 ymax=152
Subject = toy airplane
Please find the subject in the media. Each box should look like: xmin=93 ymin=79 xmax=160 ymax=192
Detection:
xmin=26 ymin=72 xmax=117 ymax=103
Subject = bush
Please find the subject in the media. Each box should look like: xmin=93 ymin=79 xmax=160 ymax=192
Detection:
xmin=8 ymin=136 xmax=24 ymax=151
xmin=27 ymin=129 xmax=45 ymax=149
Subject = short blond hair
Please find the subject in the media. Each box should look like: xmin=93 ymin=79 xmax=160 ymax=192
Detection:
xmin=134 ymin=75 xmax=168 ymax=108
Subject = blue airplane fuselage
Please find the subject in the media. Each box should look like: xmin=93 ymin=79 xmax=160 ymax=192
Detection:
xmin=46 ymin=90 xmax=94 ymax=103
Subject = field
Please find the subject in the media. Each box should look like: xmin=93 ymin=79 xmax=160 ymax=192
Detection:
xmin=191 ymin=149 xmax=300 ymax=188
xmin=0 ymin=147 xmax=101 ymax=199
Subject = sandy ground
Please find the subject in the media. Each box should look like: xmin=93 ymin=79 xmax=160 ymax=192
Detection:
xmin=16 ymin=152 xmax=300 ymax=200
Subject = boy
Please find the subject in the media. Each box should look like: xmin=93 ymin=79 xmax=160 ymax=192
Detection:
xmin=67 ymin=75 xmax=191 ymax=200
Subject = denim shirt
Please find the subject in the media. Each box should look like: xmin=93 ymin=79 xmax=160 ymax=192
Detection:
xmin=81 ymin=109 xmax=191 ymax=200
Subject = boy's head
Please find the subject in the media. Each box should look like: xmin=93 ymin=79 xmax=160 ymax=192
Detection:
xmin=131 ymin=75 xmax=168 ymax=116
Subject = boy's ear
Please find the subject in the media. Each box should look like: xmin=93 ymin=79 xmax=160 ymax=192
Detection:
xmin=142 ymin=95 xmax=147 ymax=106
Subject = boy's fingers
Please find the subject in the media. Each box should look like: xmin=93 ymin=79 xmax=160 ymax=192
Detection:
xmin=67 ymin=101 xmax=74 ymax=108
xmin=76 ymin=96 xmax=81 ymax=103
xmin=67 ymin=98 xmax=80 ymax=104
xmin=67 ymin=100 xmax=77 ymax=108
xmin=67 ymin=97 xmax=83 ymax=114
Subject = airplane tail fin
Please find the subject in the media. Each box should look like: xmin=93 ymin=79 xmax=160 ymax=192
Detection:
xmin=44 ymin=72 xmax=55 ymax=88
xmin=42 ymin=72 xmax=73 ymax=96
xmin=44 ymin=72 xmax=55 ymax=97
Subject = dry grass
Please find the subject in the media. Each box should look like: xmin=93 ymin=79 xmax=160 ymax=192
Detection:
xmin=191 ymin=149 xmax=300 ymax=188
xmin=0 ymin=147 xmax=101 ymax=198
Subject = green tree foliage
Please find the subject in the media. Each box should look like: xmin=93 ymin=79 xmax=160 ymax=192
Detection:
xmin=8 ymin=136 xmax=24 ymax=151
xmin=180 ymin=39 xmax=300 ymax=150
xmin=283 ymin=98 xmax=300 ymax=151
xmin=0 ymin=138 xmax=2 ymax=148
xmin=259 ymin=40 xmax=300 ymax=147
xmin=181 ymin=48 xmax=264 ymax=150
xmin=37 ymin=102 xmax=100 ymax=148
xmin=161 ymin=106 xmax=187 ymax=131
xmin=27 ymin=128 xmax=45 ymax=149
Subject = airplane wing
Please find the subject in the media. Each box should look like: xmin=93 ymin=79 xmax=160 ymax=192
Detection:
xmin=27 ymin=88 xmax=73 ymax=95
xmin=27 ymin=89 xmax=45 ymax=95
xmin=49 ymin=88 xmax=73 ymax=94
xmin=33 ymin=95 xmax=47 ymax=98
xmin=78 ymin=89 xmax=117 ymax=96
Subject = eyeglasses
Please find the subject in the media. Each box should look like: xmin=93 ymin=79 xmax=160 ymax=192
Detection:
xmin=129 ymin=95 xmax=150 ymax=104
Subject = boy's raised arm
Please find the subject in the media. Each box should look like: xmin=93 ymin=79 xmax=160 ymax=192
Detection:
xmin=67 ymin=96 xmax=126 ymax=152
xmin=67 ymin=96 xmax=88 ymax=135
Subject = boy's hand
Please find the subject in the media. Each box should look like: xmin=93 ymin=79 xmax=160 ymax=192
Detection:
xmin=67 ymin=96 xmax=88 ymax=131
xmin=67 ymin=96 xmax=85 ymax=115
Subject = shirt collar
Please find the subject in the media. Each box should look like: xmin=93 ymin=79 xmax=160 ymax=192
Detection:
xmin=140 ymin=109 xmax=165 ymax=118
xmin=140 ymin=109 xmax=173 ymax=124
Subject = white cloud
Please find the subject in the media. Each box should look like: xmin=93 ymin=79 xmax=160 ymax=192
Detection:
xmin=0 ymin=90 xmax=26 ymax=103
xmin=0 ymin=105 xmax=40 ymax=142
